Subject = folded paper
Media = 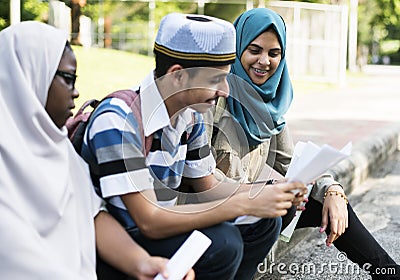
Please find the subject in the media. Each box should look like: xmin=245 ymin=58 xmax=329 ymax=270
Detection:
xmin=154 ymin=230 xmax=212 ymax=280
xmin=280 ymin=141 xmax=352 ymax=242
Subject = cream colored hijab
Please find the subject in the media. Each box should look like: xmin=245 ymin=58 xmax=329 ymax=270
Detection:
xmin=0 ymin=21 xmax=101 ymax=279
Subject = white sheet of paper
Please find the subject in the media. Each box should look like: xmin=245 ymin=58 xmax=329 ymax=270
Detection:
xmin=286 ymin=141 xmax=352 ymax=185
xmin=280 ymin=141 xmax=352 ymax=242
xmin=154 ymin=230 xmax=212 ymax=280
xmin=234 ymin=215 xmax=261 ymax=225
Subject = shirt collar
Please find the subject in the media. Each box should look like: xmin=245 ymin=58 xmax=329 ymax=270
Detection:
xmin=139 ymin=71 xmax=169 ymax=136
xmin=139 ymin=71 xmax=195 ymax=137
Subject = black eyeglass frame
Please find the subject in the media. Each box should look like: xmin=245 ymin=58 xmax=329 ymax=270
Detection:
xmin=55 ymin=70 xmax=77 ymax=90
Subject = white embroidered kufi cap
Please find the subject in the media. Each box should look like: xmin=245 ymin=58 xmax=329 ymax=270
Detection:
xmin=154 ymin=13 xmax=236 ymax=65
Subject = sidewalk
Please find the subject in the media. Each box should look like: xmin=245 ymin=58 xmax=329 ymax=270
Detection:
xmin=287 ymin=65 xmax=400 ymax=192
xmin=258 ymin=151 xmax=400 ymax=279
xmin=256 ymin=65 xmax=400 ymax=279
xmin=288 ymin=65 xmax=400 ymax=146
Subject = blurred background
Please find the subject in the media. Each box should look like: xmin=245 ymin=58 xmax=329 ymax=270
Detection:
xmin=2 ymin=0 xmax=399 ymax=106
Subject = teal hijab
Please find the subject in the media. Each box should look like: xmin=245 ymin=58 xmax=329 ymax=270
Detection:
xmin=226 ymin=8 xmax=293 ymax=146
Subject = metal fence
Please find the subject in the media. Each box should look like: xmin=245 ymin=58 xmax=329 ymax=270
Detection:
xmin=269 ymin=1 xmax=348 ymax=85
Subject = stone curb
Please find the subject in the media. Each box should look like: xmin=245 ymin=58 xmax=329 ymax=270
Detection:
xmin=255 ymin=123 xmax=400 ymax=279
xmin=328 ymin=123 xmax=400 ymax=194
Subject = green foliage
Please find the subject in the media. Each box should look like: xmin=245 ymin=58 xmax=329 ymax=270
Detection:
xmin=0 ymin=1 xmax=10 ymax=29
xmin=0 ymin=18 xmax=6 ymax=30
xmin=82 ymin=1 xmax=198 ymax=54
xmin=380 ymin=40 xmax=400 ymax=54
xmin=358 ymin=0 xmax=378 ymax=46
xmin=3 ymin=0 xmax=397 ymax=64
xmin=204 ymin=3 xmax=245 ymax=22
xmin=364 ymin=0 xmax=398 ymax=42
xmin=153 ymin=2 xmax=197 ymax=22
xmin=289 ymin=0 xmax=331 ymax=4
xmin=358 ymin=0 xmax=400 ymax=64
xmin=0 ymin=0 xmax=48 ymax=31
xmin=82 ymin=0 xmax=146 ymax=22
xmin=22 ymin=0 xmax=48 ymax=21
xmin=370 ymin=0 xmax=400 ymax=41
xmin=82 ymin=1 xmax=196 ymax=23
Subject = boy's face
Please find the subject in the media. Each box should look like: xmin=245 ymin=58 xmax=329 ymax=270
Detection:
xmin=180 ymin=65 xmax=231 ymax=113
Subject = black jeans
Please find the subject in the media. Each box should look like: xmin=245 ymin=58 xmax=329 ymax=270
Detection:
xmin=281 ymin=197 xmax=399 ymax=280
xmin=97 ymin=218 xmax=281 ymax=280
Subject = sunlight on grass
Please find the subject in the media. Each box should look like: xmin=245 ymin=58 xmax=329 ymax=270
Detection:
xmin=71 ymin=46 xmax=367 ymax=112
xmin=292 ymin=70 xmax=368 ymax=94
xmin=72 ymin=46 xmax=154 ymax=112
xmin=292 ymin=80 xmax=336 ymax=94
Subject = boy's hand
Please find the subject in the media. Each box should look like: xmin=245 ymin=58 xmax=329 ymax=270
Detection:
xmin=246 ymin=181 xmax=307 ymax=218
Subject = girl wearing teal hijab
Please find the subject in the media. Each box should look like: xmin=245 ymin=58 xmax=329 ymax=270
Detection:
xmin=226 ymin=7 xmax=293 ymax=146
xmin=212 ymin=8 xmax=399 ymax=279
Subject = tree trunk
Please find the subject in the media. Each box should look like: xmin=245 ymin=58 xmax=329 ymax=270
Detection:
xmin=70 ymin=0 xmax=86 ymax=45
xmin=104 ymin=16 xmax=112 ymax=48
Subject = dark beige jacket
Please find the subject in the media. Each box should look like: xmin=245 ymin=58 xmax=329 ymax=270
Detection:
xmin=206 ymin=97 xmax=341 ymax=203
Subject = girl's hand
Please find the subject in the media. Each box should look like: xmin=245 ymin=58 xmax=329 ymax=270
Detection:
xmin=319 ymin=185 xmax=349 ymax=247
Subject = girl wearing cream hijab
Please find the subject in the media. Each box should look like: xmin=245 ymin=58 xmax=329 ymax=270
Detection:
xmin=0 ymin=21 xmax=194 ymax=280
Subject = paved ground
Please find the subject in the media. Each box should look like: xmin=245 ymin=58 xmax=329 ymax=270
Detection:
xmin=286 ymin=65 xmax=400 ymax=148
xmin=258 ymin=150 xmax=400 ymax=280
xmin=255 ymin=65 xmax=400 ymax=279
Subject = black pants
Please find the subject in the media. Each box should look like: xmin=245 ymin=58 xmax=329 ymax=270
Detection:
xmin=281 ymin=197 xmax=399 ymax=280
xmin=97 ymin=218 xmax=281 ymax=280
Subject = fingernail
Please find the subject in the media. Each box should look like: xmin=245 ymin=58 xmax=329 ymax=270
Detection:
xmin=304 ymin=198 xmax=309 ymax=202
xmin=319 ymin=227 xmax=324 ymax=233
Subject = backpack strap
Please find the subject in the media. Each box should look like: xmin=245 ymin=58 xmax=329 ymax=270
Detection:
xmin=66 ymin=99 xmax=99 ymax=140
xmin=105 ymin=89 xmax=153 ymax=156
xmin=66 ymin=99 xmax=100 ymax=154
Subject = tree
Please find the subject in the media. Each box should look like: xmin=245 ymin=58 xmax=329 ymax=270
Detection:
xmin=71 ymin=0 xmax=86 ymax=45
xmin=358 ymin=0 xmax=400 ymax=64
xmin=370 ymin=0 xmax=400 ymax=40
xmin=0 ymin=0 xmax=48 ymax=31
xmin=0 ymin=1 xmax=9 ymax=30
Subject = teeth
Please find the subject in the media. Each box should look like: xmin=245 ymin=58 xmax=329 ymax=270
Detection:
xmin=254 ymin=68 xmax=267 ymax=74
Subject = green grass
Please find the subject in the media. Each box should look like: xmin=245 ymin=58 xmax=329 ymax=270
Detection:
xmin=291 ymin=70 xmax=369 ymax=94
xmin=72 ymin=46 xmax=366 ymax=111
xmin=292 ymin=80 xmax=337 ymax=94
xmin=72 ymin=46 xmax=154 ymax=112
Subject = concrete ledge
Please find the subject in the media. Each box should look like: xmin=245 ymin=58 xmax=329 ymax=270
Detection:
xmin=329 ymin=123 xmax=400 ymax=193
xmin=255 ymin=123 xmax=400 ymax=279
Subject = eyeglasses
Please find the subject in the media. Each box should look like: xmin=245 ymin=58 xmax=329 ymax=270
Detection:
xmin=55 ymin=70 xmax=77 ymax=90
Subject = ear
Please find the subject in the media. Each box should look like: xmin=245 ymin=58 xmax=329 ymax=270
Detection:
xmin=167 ymin=64 xmax=188 ymax=86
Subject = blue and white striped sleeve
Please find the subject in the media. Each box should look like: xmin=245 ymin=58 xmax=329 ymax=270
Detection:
xmin=86 ymin=98 xmax=154 ymax=198
xmin=183 ymin=112 xmax=216 ymax=178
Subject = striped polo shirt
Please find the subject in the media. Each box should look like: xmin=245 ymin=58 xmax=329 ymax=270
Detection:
xmin=81 ymin=71 xmax=216 ymax=228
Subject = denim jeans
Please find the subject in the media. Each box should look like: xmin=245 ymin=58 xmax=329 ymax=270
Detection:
xmin=97 ymin=218 xmax=281 ymax=280
xmin=129 ymin=222 xmax=243 ymax=280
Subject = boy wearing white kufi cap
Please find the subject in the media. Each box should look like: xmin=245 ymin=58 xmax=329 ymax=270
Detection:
xmin=154 ymin=13 xmax=236 ymax=75
xmin=80 ymin=13 xmax=304 ymax=280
